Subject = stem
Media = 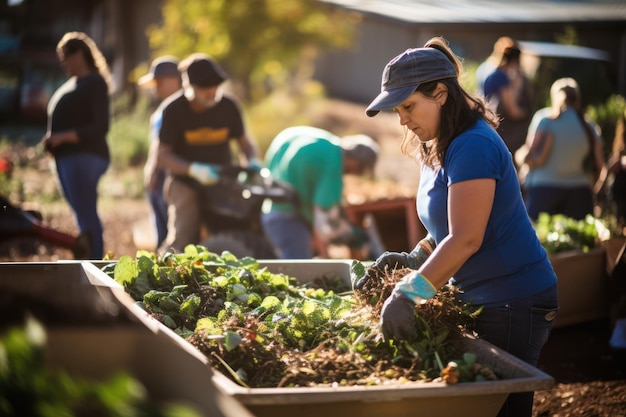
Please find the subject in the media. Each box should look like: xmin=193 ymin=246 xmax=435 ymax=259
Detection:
xmin=210 ymin=351 xmax=250 ymax=388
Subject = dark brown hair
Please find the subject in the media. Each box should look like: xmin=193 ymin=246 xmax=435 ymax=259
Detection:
xmin=400 ymin=37 xmax=499 ymax=168
xmin=57 ymin=31 xmax=114 ymax=93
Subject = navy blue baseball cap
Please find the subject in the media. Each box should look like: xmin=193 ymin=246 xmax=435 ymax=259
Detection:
xmin=366 ymin=47 xmax=457 ymax=117
xmin=138 ymin=56 xmax=180 ymax=86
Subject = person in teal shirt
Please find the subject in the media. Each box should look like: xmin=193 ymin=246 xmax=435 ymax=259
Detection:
xmin=261 ymin=126 xmax=379 ymax=259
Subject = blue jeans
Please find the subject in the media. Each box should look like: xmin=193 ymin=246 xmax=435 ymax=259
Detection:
xmin=261 ymin=211 xmax=312 ymax=259
xmin=470 ymin=284 xmax=559 ymax=417
xmin=148 ymin=168 xmax=168 ymax=247
xmin=55 ymin=153 xmax=109 ymax=259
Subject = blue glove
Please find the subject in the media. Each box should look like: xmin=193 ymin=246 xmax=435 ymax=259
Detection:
xmin=248 ymin=157 xmax=263 ymax=172
xmin=188 ymin=162 xmax=220 ymax=185
xmin=380 ymin=272 xmax=437 ymax=341
xmin=353 ymin=236 xmax=435 ymax=293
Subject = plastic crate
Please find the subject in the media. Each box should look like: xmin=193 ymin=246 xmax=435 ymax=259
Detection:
xmin=0 ymin=261 xmax=255 ymax=417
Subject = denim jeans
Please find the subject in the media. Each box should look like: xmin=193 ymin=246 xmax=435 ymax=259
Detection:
xmin=261 ymin=211 xmax=312 ymax=259
xmin=470 ymin=284 xmax=559 ymax=417
xmin=148 ymin=168 xmax=168 ymax=247
xmin=55 ymin=153 xmax=109 ymax=259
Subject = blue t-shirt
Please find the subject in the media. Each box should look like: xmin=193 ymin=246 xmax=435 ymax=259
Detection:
xmin=417 ymin=119 xmax=556 ymax=307
xmin=483 ymin=68 xmax=509 ymax=103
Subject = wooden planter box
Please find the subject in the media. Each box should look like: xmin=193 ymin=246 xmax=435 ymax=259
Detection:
xmin=549 ymin=246 xmax=610 ymax=328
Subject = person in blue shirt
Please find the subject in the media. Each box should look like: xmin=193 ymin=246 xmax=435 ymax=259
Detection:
xmin=138 ymin=56 xmax=182 ymax=249
xmin=483 ymin=44 xmax=533 ymax=157
xmin=359 ymin=36 xmax=558 ymax=417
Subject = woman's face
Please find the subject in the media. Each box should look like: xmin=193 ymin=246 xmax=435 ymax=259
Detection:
xmin=393 ymin=85 xmax=446 ymax=142
xmin=58 ymin=48 xmax=83 ymax=77
xmin=185 ymin=85 xmax=222 ymax=110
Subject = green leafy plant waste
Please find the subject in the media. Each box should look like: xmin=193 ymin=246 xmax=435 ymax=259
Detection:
xmin=108 ymin=245 xmax=493 ymax=388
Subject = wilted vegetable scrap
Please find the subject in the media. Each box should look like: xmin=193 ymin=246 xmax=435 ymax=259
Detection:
xmin=108 ymin=245 xmax=496 ymax=388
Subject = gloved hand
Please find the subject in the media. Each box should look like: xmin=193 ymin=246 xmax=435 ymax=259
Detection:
xmin=188 ymin=162 xmax=220 ymax=185
xmin=248 ymin=157 xmax=263 ymax=172
xmin=353 ymin=236 xmax=435 ymax=293
xmin=380 ymin=271 xmax=437 ymax=341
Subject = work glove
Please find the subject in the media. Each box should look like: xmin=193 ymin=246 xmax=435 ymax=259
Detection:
xmin=380 ymin=271 xmax=437 ymax=341
xmin=353 ymin=236 xmax=435 ymax=293
xmin=188 ymin=162 xmax=220 ymax=185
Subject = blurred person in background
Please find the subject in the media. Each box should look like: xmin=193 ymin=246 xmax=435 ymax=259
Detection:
xmin=137 ymin=56 xmax=182 ymax=249
xmin=41 ymin=31 xmax=114 ymax=259
xmin=595 ymin=108 xmax=626 ymax=228
xmin=484 ymin=43 xmax=533 ymax=156
xmin=156 ymin=53 xmax=261 ymax=254
xmin=522 ymin=77 xmax=604 ymax=221
xmin=475 ymin=36 xmax=515 ymax=97
xmin=360 ymin=36 xmax=558 ymax=417
xmin=261 ymin=126 xmax=381 ymax=259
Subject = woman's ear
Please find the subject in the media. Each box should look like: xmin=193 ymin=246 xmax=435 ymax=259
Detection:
xmin=435 ymin=83 xmax=448 ymax=107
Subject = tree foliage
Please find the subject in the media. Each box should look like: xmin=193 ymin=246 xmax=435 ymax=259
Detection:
xmin=146 ymin=0 xmax=361 ymax=102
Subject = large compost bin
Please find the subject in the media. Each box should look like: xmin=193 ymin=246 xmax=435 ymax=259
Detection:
xmin=90 ymin=258 xmax=554 ymax=417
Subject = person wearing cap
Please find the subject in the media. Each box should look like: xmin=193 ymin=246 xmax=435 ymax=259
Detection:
xmin=137 ymin=55 xmax=182 ymax=249
xmin=156 ymin=52 xmax=261 ymax=254
xmin=359 ymin=36 xmax=557 ymax=417
xmin=260 ymin=126 xmax=380 ymax=259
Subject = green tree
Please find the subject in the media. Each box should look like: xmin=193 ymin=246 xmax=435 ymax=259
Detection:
xmin=146 ymin=0 xmax=360 ymax=102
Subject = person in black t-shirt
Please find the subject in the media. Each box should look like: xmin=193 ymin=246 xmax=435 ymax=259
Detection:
xmin=41 ymin=31 xmax=114 ymax=259
xmin=156 ymin=53 xmax=261 ymax=253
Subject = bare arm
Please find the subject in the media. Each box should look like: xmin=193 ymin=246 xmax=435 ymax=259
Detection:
xmin=236 ymin=132 xmax=259 ymax=164
xmin=524 ymin=131 xmax=553 ymax=169
xmin=156 ymin=142 xmax=193 ymax=176
xmin=417 ymin=178 xmax=495 ymax=289
xmin=42 ymin=130 xmax=80 ymax=151
xmin=499 ymin=84 xmax=528 ymax=121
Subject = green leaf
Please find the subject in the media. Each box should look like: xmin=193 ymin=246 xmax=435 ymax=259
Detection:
xmin=350 ymin=260 xmax=366 ymax=288
xmin=113 ymin=256 xmax=137 ymax=286
xmin=224 ymin=331 xmax=243 ymax=351
xmin=195 ymin=318 xmax=216 ymax=332
xmin=463 ymin=352 xmax=477 ymax=366
xmin=180 ymin=294 xmax=201 ymax=318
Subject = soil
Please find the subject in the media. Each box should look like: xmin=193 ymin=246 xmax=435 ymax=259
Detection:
xmin=2 ymin=99 xmax=626 ymax=415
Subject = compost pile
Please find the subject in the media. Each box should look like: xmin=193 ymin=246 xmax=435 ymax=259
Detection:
xmin=108 ymin=247 xmax=494 ymax=388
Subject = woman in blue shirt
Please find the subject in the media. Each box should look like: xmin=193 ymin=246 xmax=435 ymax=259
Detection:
xmin=359 ymin=37 xmax=558 ymax=417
